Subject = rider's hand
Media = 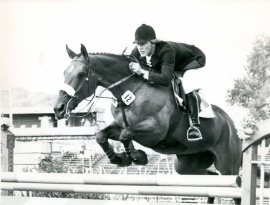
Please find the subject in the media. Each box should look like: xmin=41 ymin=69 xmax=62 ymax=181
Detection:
xmin=129 ymin=62 xmax=149 ymax=80
xmin=129 ymin=62 xmax=142 ymax=75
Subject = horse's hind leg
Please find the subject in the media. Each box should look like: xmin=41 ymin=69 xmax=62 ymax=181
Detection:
xmin=174 ymin=151 xmax=216 ymax=175
xmin=213 ymin=141 xmax=242 ymax=205
xmin=174 ymin=152 xmax=217 ymax=204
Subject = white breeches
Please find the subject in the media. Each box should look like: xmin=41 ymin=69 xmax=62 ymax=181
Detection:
xmin=181 ymin=69 xmax=202 ymax=94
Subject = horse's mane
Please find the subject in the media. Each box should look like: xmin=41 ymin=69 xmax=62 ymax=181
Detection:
xmin=87 ymin=52 xmax=133 ymax=62
xmin=89 ymin=52 xmax=123 ymax=57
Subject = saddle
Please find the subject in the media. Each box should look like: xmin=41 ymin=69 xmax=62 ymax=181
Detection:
xmin=172 ymin=74 xmax=201 ymax=111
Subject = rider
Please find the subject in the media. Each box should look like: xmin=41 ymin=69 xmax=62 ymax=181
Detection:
xmin=129 ymin=24 xmax=206 ymax=141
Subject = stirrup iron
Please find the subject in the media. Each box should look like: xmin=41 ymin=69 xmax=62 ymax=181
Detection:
xmin=187 ymin=126 xmax=203 ymax=141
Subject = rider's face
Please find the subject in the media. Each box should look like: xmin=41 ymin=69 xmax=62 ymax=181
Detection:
xmin=136 ymin=41 xmax=155 ymax=57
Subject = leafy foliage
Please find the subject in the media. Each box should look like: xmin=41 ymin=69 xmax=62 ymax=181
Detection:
xmin=38 ymin=155 xmax=69 ymax=173
xmin=227 ymin=35 xmax=270 ymax=121
xmin=32 ymin=155 xmax=109 ymax=199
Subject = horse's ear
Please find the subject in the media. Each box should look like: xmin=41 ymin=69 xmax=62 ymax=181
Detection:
xmin=66 ymin=44 xmax=77 ymax=59
xmin=80 ymin=44 xmax=90 ymax=62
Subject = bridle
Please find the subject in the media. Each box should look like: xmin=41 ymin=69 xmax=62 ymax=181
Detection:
xmin=61 ymin=56 xmax=135 ymax=120
xmin=61 ymin=58 xmax=95 ymax=119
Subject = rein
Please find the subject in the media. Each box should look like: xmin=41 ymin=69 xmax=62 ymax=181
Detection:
xmin=107 ymin=73 xmax=135 ymax=90
xmin=106 ymin=55 xmax=138 ymax=90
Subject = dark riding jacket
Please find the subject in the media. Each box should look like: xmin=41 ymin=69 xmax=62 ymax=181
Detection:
xmin=131 ymin=41 xmax=206 ymax=86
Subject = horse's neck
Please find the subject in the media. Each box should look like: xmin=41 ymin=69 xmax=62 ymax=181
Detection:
xmin=109 ymin=76 xmax=145 ymax=100
xmin=94 ymin=55 xmax=128 ymax=80
xmin=94 ymin=55 xmax=143 ymax=100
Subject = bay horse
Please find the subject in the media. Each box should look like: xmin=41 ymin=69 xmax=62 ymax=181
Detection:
xmin=54 ymin=44 xmax=242 ymax=204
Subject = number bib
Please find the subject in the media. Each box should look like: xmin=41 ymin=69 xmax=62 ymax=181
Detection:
xmin=121 ymin=91 xmax=136 ymax=105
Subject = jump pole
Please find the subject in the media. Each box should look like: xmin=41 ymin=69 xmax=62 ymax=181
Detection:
xmin=1 ymin=182 xmax=242 ymax=198
xmin=1 ymin=196 xmax=212 ymax=205
xmin=1 ymin=172 xmax=238 ymax=187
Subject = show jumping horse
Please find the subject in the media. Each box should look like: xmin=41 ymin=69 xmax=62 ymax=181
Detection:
xmin=54 ymin=44 xmax=242 ymax=204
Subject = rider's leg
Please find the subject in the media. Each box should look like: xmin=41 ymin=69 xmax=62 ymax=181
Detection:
xmin=182 ymin=68 xmax=202 ymax=140
xmin=186 ymin=90 xmax=201 ymax=128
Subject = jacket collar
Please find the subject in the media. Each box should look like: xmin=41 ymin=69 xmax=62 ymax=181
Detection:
xmin=139 ymin=49 xmax=159 ymax=67
xmin=139 ymin=56 xmax=146 ymax=62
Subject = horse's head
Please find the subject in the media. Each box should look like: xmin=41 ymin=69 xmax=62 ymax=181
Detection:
xmin=54 ymin=44 xmax=96 ymax=119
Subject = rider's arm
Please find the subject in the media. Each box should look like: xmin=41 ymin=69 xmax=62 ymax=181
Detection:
xmin=147 ymin=49 xmax=175 ymax=86
xmin=130 ymin=48 xmax=150 ymax=79
xmin=130 ymin=46 xmax=175 ymax=86
xmin=141 ymin=69 xmax=149 ymax=79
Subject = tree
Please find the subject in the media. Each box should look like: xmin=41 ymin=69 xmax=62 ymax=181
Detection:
xmin=227 ymin=35 xmax=270 ymax=121
xmin=12 ymin=87 xmax=58 ymax=107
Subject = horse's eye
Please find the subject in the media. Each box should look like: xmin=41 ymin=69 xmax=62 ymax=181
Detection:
xmin=78 ymin=72 xmax=86 ymax=78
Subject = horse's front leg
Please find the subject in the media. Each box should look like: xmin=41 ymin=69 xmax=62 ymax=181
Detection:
xmin=97 ymin=122 xmax=143 ymax=167
xmin=119 ymin=128 xmax=134 ymax=163
xmin=96 ymin=121 xmax=123 ymax=165
xmin=118 ymin=128 xmax=148 ymax=166
xmin=119 ymin=128 xmax=148 ymax=165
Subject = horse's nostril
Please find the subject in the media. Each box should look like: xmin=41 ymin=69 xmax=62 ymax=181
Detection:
xmin=54 ymin=104 xmax=65 ymax=115
xmin=58 ymin=104 xmax=65 ymax=113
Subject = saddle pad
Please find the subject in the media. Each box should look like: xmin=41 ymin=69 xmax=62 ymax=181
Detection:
xmin=174 ymin=93 xmax=215 ymax=118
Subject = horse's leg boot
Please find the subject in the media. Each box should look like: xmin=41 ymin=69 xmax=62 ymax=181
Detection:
xmin=185 ymin=91 xmax=202 ymax=141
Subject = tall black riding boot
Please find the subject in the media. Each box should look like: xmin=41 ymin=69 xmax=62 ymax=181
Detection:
xmin=185 ymin=91 xmax=202 ymax=141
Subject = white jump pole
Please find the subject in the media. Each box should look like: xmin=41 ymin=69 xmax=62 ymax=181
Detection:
xmin=1 ymin=182 xmax=242 ymax=198
xmin=1 ymin=196 xmax=197 ymax=205
xmin=2 ymin=172 xmax=238 ymax=187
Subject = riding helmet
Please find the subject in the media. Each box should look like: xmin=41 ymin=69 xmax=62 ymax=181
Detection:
xmin=133 ymin=24 xmax=156 ymax=44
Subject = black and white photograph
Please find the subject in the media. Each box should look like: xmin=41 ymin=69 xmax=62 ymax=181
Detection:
xmin=1 ymin=0 xmax=270 ymax=204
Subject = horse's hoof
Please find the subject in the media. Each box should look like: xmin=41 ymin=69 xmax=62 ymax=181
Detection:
xmin=116 ymin=152 xmax=132 ymax=167
xmin=131 ymin=149 xmax=148 ymax=165
xmin=109 ymin=154 xmax=123 ymax=165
